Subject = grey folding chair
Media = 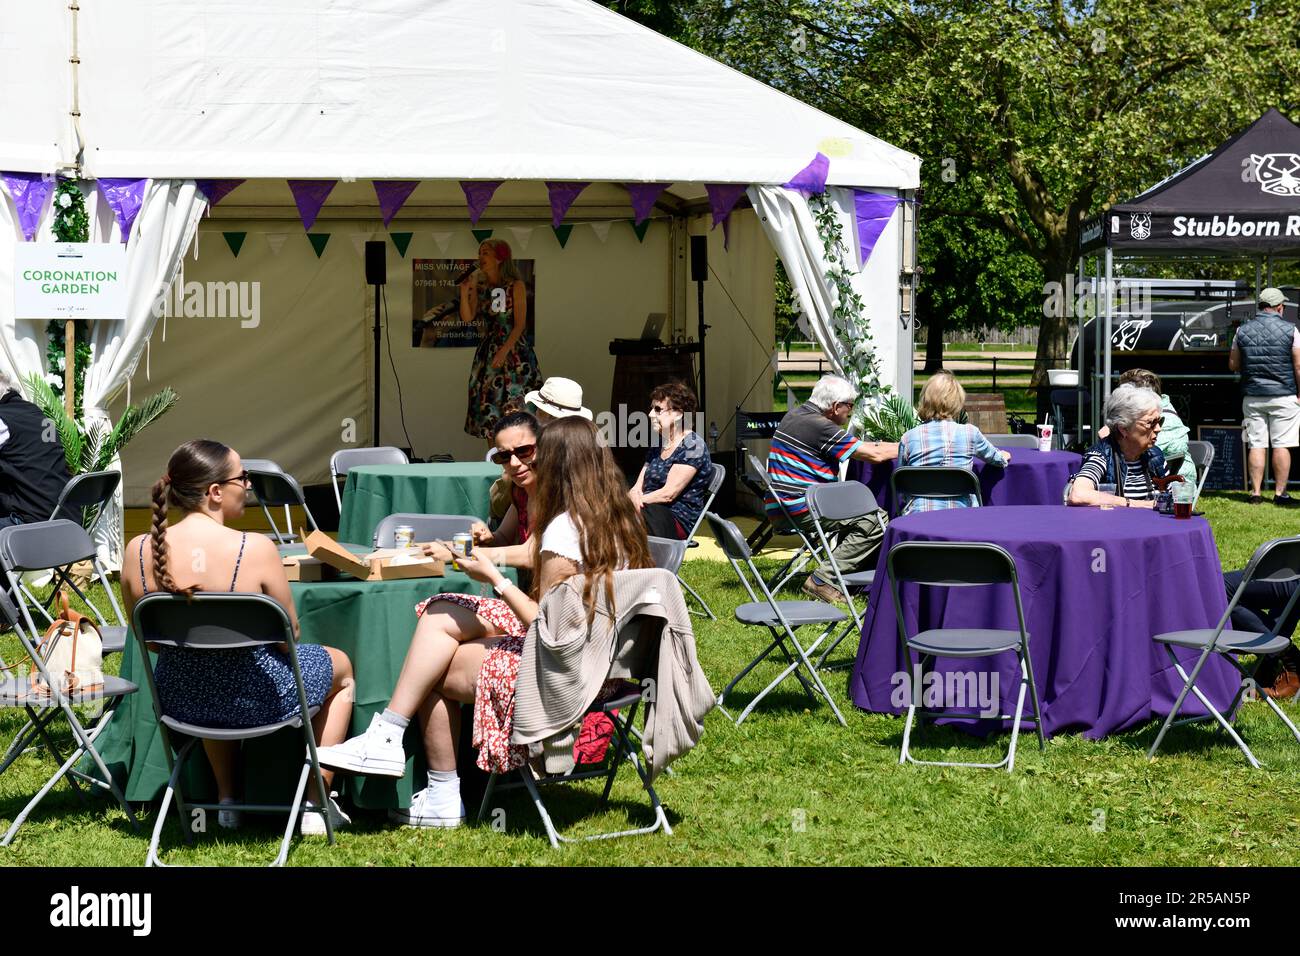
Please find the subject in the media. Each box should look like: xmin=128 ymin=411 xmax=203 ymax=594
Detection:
xmin=706 ymin=512 xmax=848 ymax=726
xmin=677 ymin=463 xmax=726 ymax=619
xmin=984 ymin=434 xmax=1039 ymax=449
xmin=805 ymin=481 xmax=881 ymax=668
xmin=476 ymin=579 xmax=678 ymax=848
xmin=887 ymin=540 xmax=1045 ymax=772
xmin=52 ymin=469 xmax=120 ymax=536
xmin=329 ymin=446 xmax=408 ymax=515
xmin=746 ymin=454 xmax=824 ymax=593
xmin=132 ymin=592 xmax=334 ymax=866
xmin=371 ymin=513 xmax=478 ymax=548
xmin=1147 ymin=537 xmax=1300 ymax=769
xmin=891 ymin=465 xmax=982 ymax=515
xmin=244 ymin=459 xmax=320 ymax=547
xmin=0 ymin=521 xmax=140 ymax=845
xmin=648 ymin=536 xmax=687 ymax=574
xmin=1186 ymin=440 xmax=1214 ymax=508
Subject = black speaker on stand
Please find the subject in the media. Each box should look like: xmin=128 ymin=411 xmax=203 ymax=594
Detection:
xmin=690 ymin=235 xmax=709 ymax=419
xmin=365 ymin=241 xmax=387 ymax=447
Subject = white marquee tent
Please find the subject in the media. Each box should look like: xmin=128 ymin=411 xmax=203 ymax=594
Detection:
xmin=0 ymin=0 xmax=920 ymax=554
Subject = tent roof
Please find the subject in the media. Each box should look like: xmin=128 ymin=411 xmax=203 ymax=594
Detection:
xmin=3 ymin=0 xmax=918 ymax=190
xmin=1081 ymin=109 xmax=1300 ymax=254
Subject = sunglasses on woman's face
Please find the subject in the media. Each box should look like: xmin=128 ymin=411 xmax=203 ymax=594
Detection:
xmin=491 ymin=444 xmax=536 ymax=467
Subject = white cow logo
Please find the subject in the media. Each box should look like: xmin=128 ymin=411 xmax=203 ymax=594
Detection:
xmin=1112 ymin=319 xmax=1152 ymax=351
xmin=1129 ymin=213 xmax=1151 ymax=240
xmin=1249 ymin=153 xmax=1300 ymax=197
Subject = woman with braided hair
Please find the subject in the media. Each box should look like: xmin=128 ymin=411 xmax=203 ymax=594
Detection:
xmin=121 ymin=439 xmax=355 ymax=836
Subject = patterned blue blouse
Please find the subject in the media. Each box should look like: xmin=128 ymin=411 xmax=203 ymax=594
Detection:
xmin=643 ymin=431 xmax=714 ymax=534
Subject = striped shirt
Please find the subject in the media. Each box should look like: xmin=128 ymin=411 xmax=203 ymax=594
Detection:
xmin=765 ymin=403 xmax=862 ymax=518
xmin=1075 ymin=451 xmax=1157 ymax=500
xmin=898 ymin=420 xmax=1007 ymax=514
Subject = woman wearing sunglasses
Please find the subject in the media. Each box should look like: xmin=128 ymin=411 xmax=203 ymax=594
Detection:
xmin=628 ymin=381 xmax=714 ymax=539
xmin=473 ymin=411 xmax=539 ymax=555
xmin=120 ymin=440 xmax=355 ymax=835
xmin=1067 ymin=384 xmax=1169 ymax=508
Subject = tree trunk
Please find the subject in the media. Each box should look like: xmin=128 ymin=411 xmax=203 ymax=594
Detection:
xmin=1034 ymin=254 xmax=1074 ymax=422
xmin=923 ymin=309 xmax=945 ymax=374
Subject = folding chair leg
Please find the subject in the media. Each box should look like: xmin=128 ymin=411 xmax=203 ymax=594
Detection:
xmin=517 ymin=767 xmax=563 ymax=850
xmin=735 ymin=628 xmax=845 ymax=727
xmin=677 ymin=575 xmax=715 ymax=620
xmin=478 ymin=773 xmax=499 ymax=823
xmin=717 ymin=634 xmax=785 ymax=718
xmin=1149 ymin=646 xmax=1260 ymax=767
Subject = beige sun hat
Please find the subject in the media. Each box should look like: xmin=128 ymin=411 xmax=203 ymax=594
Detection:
xmin=525 ymin=377 xmax=593 ymax=420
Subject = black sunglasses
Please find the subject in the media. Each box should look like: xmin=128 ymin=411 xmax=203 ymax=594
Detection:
xmin=218 ymin=471 xmax=251 ymax=487
xmin=491 ymin=444 xmax=536 ymax=466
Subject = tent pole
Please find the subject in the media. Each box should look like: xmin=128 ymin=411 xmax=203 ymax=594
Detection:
xmin=1266 ymin=255 xmax=1274 ymax=286
xmin=1075 ymin=255 xmax=1084 ymax=445
xmin=1092 ymin=254 xmax=1102 ymax=436
xmin=1256 ymin=258 xmax=1262 ymax=301
xmin=1103 ymin=247 xmax=1114 ymax=408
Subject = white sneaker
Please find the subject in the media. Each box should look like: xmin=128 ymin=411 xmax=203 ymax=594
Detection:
xmin=315 ymin=714 xmax=407 ymax=778
xmin=388 ymin=786 xmax=465 ymax=829
xmin=300 ymin=792 xmax=351 ymax=837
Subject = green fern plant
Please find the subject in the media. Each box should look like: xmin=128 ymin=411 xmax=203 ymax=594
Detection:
xmin=22 ymin=372 xmax=179 ymax=477
xmin=860 ymin=393 xmax=920 ymax=442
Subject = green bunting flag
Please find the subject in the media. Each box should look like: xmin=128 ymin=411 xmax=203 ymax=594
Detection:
xmin=222 ymin=231 xmax=247 ymax=257
xmin=308 ymin=233 xmax=331 ymax=258
xmin=390 ymin=232 xmax=413 ymax=258
xmin=552 ymin=224 xmax=573 ymax=248
xmin=471 ymin=228 xmax=494 ymax=244
xmin=631 ymin=220 xmax=650 ymax=243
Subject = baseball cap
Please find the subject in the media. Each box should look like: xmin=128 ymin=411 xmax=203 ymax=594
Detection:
xmin=1260 ymin=287 xmax=1287 ymax=307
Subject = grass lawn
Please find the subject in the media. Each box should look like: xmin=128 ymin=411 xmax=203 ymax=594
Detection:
xmin=2 ymin=491 xmax=1299 ymax=866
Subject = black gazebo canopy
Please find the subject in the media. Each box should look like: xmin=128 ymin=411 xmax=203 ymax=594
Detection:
xmin=1081 ymin=108 xmax=1300 ymax=256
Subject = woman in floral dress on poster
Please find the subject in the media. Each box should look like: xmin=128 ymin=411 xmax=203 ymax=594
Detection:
xmin=461 ymin=238 xmax=543 ymax=439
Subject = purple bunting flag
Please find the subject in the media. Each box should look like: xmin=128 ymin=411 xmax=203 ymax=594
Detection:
xmin=546 ymin=181 xmax=589 ymax=228
xmin=625 ymin=182 xmax=671 ymax=225
xmin=705 ymin=183 xmax=747 ymax=228
xmin=373 ymin=180 xmax=420 ymax=228
xmin=852 ymin=189 xmax=901 ymax=267
xmin=98 ymin=178 xmax=148 ymax=243
xmin=195 ymin=179 xmax=245 ymax=207
xmin=783 ymin=153 xmax=829 ymax=195
xmin=287 ymin=179 xmax=338 ymax=232
xmin=0 ymin=172 xmax=56 ymax=241
xmin=460 ymin=180 xmax=503 ymax=225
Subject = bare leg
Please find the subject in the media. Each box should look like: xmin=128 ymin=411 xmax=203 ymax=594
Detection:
xmin=416 ymin=639 xmax=492 ymax=771
xmin=1249 ymin=447 xmax=1267 ymax=497
xmin=203 ymin=740 xmax=239 ymax=802
xmin=387 ymin=602 xmax=497 ymax=719
xmin=1273 ymin=446 xmax=1291 ymax=496
xmin=310 ymin=646 xmax=355 ymax=792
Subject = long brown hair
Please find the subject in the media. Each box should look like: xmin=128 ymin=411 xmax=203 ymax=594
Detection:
xmin=527 ymin=417 xmax=651 ymax=616
xmin=148 ymin=439 xmax=234 ymax=594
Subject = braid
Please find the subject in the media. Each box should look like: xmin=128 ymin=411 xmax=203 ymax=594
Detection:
xmin=149 ymin=476 xmax=178 ymax=593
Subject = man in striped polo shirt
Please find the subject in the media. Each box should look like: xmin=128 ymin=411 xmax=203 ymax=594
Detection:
xmin=766 ymin=375 xmax=898 ymax=603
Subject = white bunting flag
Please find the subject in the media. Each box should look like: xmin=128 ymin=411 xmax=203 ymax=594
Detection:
xmin=266 ymin=233 xmax=289 ymax=256
xmin=508 ymin=226 xmax=534 ymax=252
xmin=590 ymin=222 xmax=612 ymax=244
xmin=431 ymin=231 xmax=454 ymax=255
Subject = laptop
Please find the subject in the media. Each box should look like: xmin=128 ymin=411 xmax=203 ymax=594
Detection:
xmin=640 ymin=312 xmax=668 ymax=341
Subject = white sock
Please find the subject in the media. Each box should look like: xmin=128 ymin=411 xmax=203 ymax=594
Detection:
xmin=427 ymin=769 xmax=458 ymax=788
xmin=380 ymin=708 xmax=410 ymax=729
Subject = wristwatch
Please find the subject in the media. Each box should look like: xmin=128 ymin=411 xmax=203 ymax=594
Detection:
xmin=492 ymin=578 xmax=515 ymax=596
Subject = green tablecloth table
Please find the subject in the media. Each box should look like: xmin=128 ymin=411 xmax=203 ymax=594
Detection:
xmin=95 ymin=564 xmax=515 ymax=810
xmin=336 ymin=462 xmax=502 ymax=545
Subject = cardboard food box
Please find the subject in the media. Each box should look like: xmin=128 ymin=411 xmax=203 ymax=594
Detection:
xmin=281 ymin=554 xmax=329 ymax=582
xmin=303 ymin=530 xmax=445 ymax=581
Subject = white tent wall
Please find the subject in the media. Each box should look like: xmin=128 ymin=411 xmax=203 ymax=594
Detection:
xmin=0 ymin=3 xmax=70 ymax=172
xmin=111 ymin=203 xmax=775 ymax=506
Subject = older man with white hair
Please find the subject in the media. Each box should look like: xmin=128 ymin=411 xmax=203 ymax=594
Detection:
xmin=766 ymin=374 xmax=898 ymax=603
xmin=0 ymin=367 xmax=74 ymax=527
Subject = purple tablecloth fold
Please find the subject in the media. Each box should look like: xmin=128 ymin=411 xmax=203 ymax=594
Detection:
xmin=849 ymin=506 xmax=1238 ymax=739
xmin=849 ymin=447 xmax=1082 ymax=515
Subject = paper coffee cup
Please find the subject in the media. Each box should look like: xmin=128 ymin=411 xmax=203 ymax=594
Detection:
xmin=1036 ymin=423 xmax=1053 ymax=452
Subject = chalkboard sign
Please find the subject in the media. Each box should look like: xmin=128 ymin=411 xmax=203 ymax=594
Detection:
xmin=1198 ymin=425 xmax=1246 ymax=491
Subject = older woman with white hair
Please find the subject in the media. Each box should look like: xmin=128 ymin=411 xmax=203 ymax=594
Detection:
xmin=1067 ymin=384 xmax=1169 ymax=508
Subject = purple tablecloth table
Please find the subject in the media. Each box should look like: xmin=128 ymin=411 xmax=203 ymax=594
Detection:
xmin=849 ymin=506 xmax=1239 ymax=739
xmin=849 ymin=447 xmax=1082 ymax=515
